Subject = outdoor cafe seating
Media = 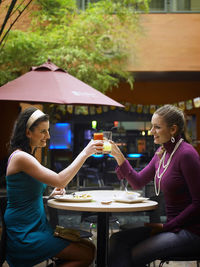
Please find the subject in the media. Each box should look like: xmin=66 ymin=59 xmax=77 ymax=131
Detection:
xmin=78 ymin=186 xmax=120 ymax=234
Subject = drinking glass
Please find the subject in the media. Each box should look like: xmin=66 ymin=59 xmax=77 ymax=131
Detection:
xmin=93 ymin=132 xmax=103 ymax=154
xmin=103 ymin=131 xmax=112 ymax=154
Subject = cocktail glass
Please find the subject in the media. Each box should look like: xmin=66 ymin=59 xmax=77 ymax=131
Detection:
xmin=93 ymin=132 xmax=103 ymax=154
xmin=103 ymin=131 xmax=112 ymax=154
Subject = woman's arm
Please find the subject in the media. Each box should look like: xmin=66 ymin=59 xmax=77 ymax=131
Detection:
xmin=111 ymin=141 xmax=157 ymax=189
xmin=116 ymin=158 xmax=157 ymax=189
xmin=7 ymin=140 xmax=103 ymax=188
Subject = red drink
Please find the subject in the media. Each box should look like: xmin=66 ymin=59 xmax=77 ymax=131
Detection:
xmin=93 ymin=133 xmax=103 ymax=154
xmin=93 ymin=133 xmax=103 ymax=140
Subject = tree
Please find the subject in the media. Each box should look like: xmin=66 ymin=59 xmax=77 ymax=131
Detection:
xmin=0 ymin=0 xmax=33 ymax=48
xmin=0 ymin=0 xmax=149 ymax=91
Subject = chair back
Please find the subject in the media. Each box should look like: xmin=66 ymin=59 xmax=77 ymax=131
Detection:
xmin=145 ymin=182 xmax=166 ymax=223
xmin=78 ymin=185 xmax=114 ymax=191
xmin=77 ymin=166 xmax=104 ymax=187
xmin=47 ymin=205 xmax=59 ymax=229
xmin=0 ymin=196 xmax=7 ymax=266
xmin=159 ymin=255 xmax=200 ymax=267
xmin=78 ymin=186 xmax=118 ymax=227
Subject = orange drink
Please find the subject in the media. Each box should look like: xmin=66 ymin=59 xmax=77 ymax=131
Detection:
xmin=93 ymin=132 xmax=103 ymax=140
xmin=93 ymin=132 xmax=103 ymax=154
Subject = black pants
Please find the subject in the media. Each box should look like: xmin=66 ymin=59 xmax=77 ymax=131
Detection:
xmin=108 ymin=227 xmax=200 ymax=267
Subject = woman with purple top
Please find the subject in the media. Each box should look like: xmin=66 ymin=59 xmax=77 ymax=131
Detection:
xmin=108 ymin=104 xmax=200 ymax=267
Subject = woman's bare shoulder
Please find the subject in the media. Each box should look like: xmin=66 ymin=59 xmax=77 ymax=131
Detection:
xmin=9 ymin=150 xmax=33 ymax=162
xmin=7 ymin=150 xmax=37 ymax=175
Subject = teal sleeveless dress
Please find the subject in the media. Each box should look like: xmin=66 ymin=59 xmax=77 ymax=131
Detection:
xmin=4 ymin=172 xmax=70 ymax=267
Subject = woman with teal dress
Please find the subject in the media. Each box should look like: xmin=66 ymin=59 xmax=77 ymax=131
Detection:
xmin=4 ymin=107 xmax=102 ymax=267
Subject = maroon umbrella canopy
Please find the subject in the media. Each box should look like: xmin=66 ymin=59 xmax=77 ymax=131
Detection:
xmin=0 ymin=60 xmax=123 ymax=107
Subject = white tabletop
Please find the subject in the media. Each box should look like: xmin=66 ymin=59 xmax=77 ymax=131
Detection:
xmin=48 ymin=190 xmax=158 ymax=213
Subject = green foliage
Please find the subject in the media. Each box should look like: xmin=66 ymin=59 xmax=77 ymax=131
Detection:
xmin=32 ymin=0 xmax=77 ymax=25
xmin=0 ymin=30 xmax=47 ymax=83
xmin=0 ymin=0 xmax=150 ymax=92
xmin=0 ymin=0 xmax=33 ymax=47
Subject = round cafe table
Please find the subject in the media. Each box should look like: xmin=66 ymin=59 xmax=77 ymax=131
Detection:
xmin=48 ymin=190 xmax=158 ymax=267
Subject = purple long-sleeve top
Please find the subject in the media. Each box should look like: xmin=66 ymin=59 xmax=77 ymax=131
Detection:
xmin=116 ymin=136 xmax=200 ymax=236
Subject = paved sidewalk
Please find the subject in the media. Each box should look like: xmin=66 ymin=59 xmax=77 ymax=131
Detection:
xmin=2 ymin=260 xmax=198 ymax=266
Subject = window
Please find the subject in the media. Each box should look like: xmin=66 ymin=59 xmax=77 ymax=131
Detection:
xmin=170 ymin=0 xmax=200 ymax=12
xmin=76 ymin=0 xmax=200 ymax=12
xmin=76 ymin=0 xmax=99 ymax=10
xmin=148 ymin=0 xmax=200 ymax=12
xmin=149 ymin=0 xmax=166 ymax=12
xmin=49 ymin=123 xmax=72 ymax=150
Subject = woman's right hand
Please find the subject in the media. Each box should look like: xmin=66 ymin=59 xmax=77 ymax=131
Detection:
xmin=110 ymin=141 xmax=126 ymax=166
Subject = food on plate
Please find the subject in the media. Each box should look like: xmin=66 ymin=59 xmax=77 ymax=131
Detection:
xmin=73 ymin=193 xmax=92 ymax=199
xmin=101 ymin=200 xmax=112 ymax=204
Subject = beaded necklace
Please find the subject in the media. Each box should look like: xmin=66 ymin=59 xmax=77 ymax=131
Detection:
xmin=154 ymin=138 xmax=183 ymax=196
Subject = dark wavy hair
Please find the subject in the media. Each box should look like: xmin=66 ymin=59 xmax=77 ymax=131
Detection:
xmin=9 ymin=107 xmax=49 ymax=155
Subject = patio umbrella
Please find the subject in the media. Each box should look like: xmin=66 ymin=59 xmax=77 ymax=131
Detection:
xmin=0 ymin=60 xmax=123 ymax=107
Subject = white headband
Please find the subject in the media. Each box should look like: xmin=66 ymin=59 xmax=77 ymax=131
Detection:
xmin=26 ymin=109 xmax=45 ymax=129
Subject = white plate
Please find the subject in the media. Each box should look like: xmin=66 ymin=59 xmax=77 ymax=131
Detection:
xmin=113 ymin=197 xmax=149 ymax=203
xmin=54 ymin=194 xmax=93 ymax=202
xmin=113 ymin=191 xmax=141 ymax=200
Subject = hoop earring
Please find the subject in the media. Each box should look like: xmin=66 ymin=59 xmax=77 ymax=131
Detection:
xmin=171 ymin=136 xmax=175 ymax=143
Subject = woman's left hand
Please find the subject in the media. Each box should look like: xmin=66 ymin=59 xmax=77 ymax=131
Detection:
xmin=49 ymin=187 xmax=66 ymax=197
xmin=110 ymin=140 xmax=126 ymax=166
xmin=144 ymin=222 xmax=163 ymax=236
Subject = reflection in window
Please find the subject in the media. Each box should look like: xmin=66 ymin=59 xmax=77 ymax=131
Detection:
xmin=76 ymin=0 xmax=200 ymax=12
xmin=177 ymin=0 xmax=190 ymax=10
xmin=186 ymin=115 xmax=197 ymax=146
xmin=149 ymin=0 xmax=165 ymax=12
xmin=76 ymin=0 xmax=99 ymax=10
xmin=171 ymin=0 xmax=200 ymax=12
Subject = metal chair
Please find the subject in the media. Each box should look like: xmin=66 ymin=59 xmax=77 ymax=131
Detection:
xmin=82 ymin=214 xmax=120 ymax=234
xmin=158 ymin=255 xmax=200 ymax=267
xmin=77 ymin=167 xmax=104 ymax=188
xmin=79 ymin=186 xmax=120 ymax=234
xmin=0 ymin=196 xmax=7 ymax=267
